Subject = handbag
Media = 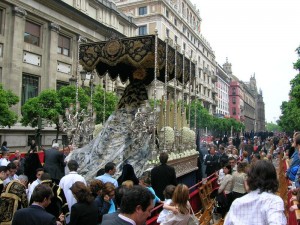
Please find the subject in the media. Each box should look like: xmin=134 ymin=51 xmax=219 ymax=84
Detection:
xmin=188 ymin=205 xmax=199 ymax=225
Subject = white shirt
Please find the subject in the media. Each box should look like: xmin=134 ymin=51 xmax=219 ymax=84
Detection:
xmin=28 ymin=179 xmax=41 ymax=202
xmin=3 ymin=174 xmax=18 ymax=186
xmin=59 ymin=171 xmax=86 ymax=212
xmin=0 ymin=158 xmax=9 ymax=166
xmin=224 ymin=190 xmax=287 ymax=225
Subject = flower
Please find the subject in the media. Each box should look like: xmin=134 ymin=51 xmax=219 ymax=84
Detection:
xmin=159 ymin=126 xmax=175 ymax=145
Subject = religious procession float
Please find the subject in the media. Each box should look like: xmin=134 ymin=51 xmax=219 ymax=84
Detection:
xmin=65 ymin=33 xmax=199 ymax=182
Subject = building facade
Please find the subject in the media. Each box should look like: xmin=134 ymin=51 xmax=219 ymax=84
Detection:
xmin=241 ymin=82 xmax=256 ymax=132
xmin=215 ymin=64 xmax=230 ymax=117
xmin=114 ymin=0 xmax=218 ymax=114
xmin=0 ymin=0 xmax=137 ymax=150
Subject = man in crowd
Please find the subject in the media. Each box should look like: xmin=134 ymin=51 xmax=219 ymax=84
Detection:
xmin=10 ymin=150 xmax=25 ymax=175
xmin=96 ymin=162 xmax=118 ymax=187
xmin=12 ymin=184 xmax=62 ymax=225
xmin=3 ymin=162 xmax=18 ymax=186
xmin=28 ymin=168 xmax=44 ymax=202
xmin=102 ymin=185 xmax=154 ymax=225
xmin=224 ymin=160 xmax=286 ymax=225
xmin=0 ymin=166 xmax=8 ymax=193
xmin=0 ymin=175 xmax=28 ymax=224
xmin=59 ymin=160 xmax=86 ymax=223
xmin=204 ymin=145 xmax=219 ymax=177
xmin=151 ymin=152 xmax=177 ymax=200
xmin=228 ymin=157 xmax=237 ymax=174
xmin=44 ymin=143 xmax=64 ymax=184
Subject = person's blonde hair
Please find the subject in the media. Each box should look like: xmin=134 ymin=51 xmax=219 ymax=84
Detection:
xmin=172 ymin=184 xmax=189 ymax=214
xmin=122 ymin=180 xmax=134 ymax=188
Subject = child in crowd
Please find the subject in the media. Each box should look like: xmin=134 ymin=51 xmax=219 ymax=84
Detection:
xmin=160 ymin=184 xmax=191 ymax=225
xmin=157 ymin=185 xmax=176 ymax=223
xmin=139 ymin=172 xmax=162 ymax=206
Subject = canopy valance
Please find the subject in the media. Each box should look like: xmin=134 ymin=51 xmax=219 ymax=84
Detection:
xmin=79 ymin=35 xmax=196 ymax=85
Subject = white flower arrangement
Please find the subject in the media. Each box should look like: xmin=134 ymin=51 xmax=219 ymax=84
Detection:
xmin=159 ymin=126 xmax=175 ymax=145
xmin=188 ymin=130 xmax=196 ymax=145
xmin=93 ymin=124 xmax=103 ymax=137
xmin=181 ymin=127 xmax=191 ymax=144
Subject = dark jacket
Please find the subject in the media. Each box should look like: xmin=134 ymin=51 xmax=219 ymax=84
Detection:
xmin=44 ymin=148 xmax=64 ymax=180
xmin=12 ymin=205 xmax=56 ymax=225
xmin=204 ymin=154 xmax=219 ymax=176
xmin=68 ymin=201 xmax=98 ymax=225
xmin=151 ymin=164 xmax=177 ymax=200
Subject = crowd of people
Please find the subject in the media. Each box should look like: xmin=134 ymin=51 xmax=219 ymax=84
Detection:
xmin=0 ymin=132 xmax=295 ymax=225
xmin=0 ymin=142 xmax=182 ymax=225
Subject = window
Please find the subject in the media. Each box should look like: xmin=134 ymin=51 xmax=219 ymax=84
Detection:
xmin=232 ymin=87 xmax=236 ymax=95
xmin=183 ymin=43 xmax=186 ymax=50
xmin=139 ymin=6 xmax=147 ymax=15
xmin=233 ymin=107 xmax=236 ymax=115
xmin=0 ymin=43 xmax=2 ymax=57
xmin=0 ymin=9 xmax=3 ymax=34
xmin=58 ymin=34 xmax=70 ymax=56
xmin=174 ymin=18 xmax=177 ymax=26
xmin=166 ymin=28 xmax=169 ymax=37
xmin=22 ymin=74 xmax=39 ymax=105
xmin=166 ymin=10 xmax=169 ymax=18
xmin=232 ymin=97 xmax=236 ymax=104
xmin=175 ymin=35 xmax=177 ymax=43
xmin=138 ymin=25 xmax=147 ymax=35
xmin=56 ymin=81 xmax=68 ymax=90
xmin=24 ymin=21 xmax=40 ymax=46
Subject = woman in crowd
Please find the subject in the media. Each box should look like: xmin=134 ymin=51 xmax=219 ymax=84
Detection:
xmin=231 ymin=162 xmax=248 ymax=201
xmin=117 ymin=164 xmax=139 ymax=186
xmin=94 ymin=182 xmax=116 ymax=223
xmin=216 ymin=164 xmax=233 ymax=218
xmin=68 ymin=181 xmax=98 ymax=225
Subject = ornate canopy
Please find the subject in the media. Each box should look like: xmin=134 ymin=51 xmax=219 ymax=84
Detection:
xmin=79 ymin=35 xmax=196 ymax=85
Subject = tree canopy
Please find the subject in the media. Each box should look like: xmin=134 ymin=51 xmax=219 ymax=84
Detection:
xmin=278 ymin=46 xmax=300 ymax=132
xmin=0 ymin=84 xmax=19 ymax=127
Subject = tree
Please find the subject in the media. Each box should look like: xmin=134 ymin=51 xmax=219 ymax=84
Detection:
xmin=278 ymin=46 xmax=300 ymax=132
xmin=0 ymin=84 xmax=19 ymax=127
xmin=57 ymin=85 xmax=90 ymax=114
xmin=265 ymin=122 xmax=282 ymax=132
xmin=21 ymin=90 xmax=62 ymax=141
xmin=92 ymin=85 xmax=119 ymax=124
xmin=190 ymin=100 xmax=213 ymax=129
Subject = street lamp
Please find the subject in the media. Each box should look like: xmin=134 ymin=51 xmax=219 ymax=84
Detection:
xmin=80 ymin=70 xmax=87 ymax=87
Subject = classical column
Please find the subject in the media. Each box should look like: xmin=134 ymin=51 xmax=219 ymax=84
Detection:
xmin=9 ymin=6 xmax=27 ymax=115
xmin=43 ymin=22 xmax=60 ymax=90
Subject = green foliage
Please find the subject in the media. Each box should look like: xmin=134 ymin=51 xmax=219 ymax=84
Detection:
xmin=21 ymin=90 xmax=61 ymax=127
xmin=265 ymin=122 xmax=282 ymax=132
xmin=92 ymin=85 xmax=119 ymax=124
xmin=190 ymin=100 xmax=213 ymax=129
xmin=0 ymin=84 xmax=19 ymax=127
xmin=278 ymin=46 xmax=300 ymax=132
xmin=189 ymin=100 xmax=244 ymax=135
xmin=57 ymin=85 xmax=90 ymax=114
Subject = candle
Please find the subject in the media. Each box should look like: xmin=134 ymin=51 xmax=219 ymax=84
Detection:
xmin=59 ymin=115 xmax=63 ymax=124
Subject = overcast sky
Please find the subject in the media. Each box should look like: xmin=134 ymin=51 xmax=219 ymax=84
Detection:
xmin=190 ymin=0 xmax=300 ymax=123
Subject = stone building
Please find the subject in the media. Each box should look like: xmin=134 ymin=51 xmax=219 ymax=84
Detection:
xmin=215 ymin=63 xmax=230 ymax=117
xmin=114 ymin=0 xmax=218 ymax=114
xmin=224 ymin=59 xmax=265 ymax=132
xmin=0 ymin=0 xmax=137 ymax=150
